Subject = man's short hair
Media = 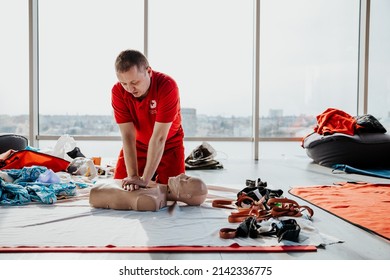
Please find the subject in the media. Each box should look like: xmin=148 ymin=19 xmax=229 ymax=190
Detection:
xmin=115 ymin=49 xmax=149 ymax=73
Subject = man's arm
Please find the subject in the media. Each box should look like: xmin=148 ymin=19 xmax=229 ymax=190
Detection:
xmin=121 ymin=121 xmax=172 ymax=191
xmin=118 ymin=122 xmax=138 ymax=179
xmin=142 ymin=121 xmax=172 ymax=184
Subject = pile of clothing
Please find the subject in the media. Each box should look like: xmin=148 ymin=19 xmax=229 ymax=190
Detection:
xmin=0 ymin=166 xmax=77 ymax=205
xmin=313 ymin=108 xmax=387 ymax=136
xmin=185 ymin=142 xmax=223 ymax=170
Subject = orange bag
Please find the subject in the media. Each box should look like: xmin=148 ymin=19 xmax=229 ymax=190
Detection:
xmin=0 ymin=150 xmax=70 ymax=172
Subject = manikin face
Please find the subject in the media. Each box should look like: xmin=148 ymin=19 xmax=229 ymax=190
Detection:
xmin=116 ymin=66 xmax=152 ymax=99
xmin=168 ymin=173 xmax=208 ymax=205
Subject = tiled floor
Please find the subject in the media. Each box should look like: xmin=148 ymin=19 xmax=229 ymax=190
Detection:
xmin=1 ymin=141 xmax=389 ymax=260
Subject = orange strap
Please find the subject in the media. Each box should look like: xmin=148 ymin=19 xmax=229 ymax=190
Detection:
xmin=228 ymin=206 xmax=271 ymax=223
xmin=212 ymin=199 xmax=236 ymax=209
xmin=267 ymin=198 xmax=314 ymax=218
xmin=214 ymin=197 xmax=314 ymax=239
xmin=219 ymin=228 xmax=237 ymax=239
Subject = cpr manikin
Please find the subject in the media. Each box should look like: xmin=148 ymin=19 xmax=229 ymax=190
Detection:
xmin=89 ymin=173 xmax=208 ymax=211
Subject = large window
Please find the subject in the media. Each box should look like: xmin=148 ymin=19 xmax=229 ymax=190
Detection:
xmin=0 ymin=0 xmax=29 ymax=135
xmin=149 ymin=0 xmax=254 ymax=138
xmin=2 ymin=0 xmax=388 ymax=160
xmin=368 ymin=0 xmax=390 ymax=131
xmin=38 ymin=0 xmax=144 ymax=136
xmin=259 ymin=0 xmax=360 ymax=138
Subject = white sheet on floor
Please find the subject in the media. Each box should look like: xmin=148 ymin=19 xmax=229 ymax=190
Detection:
xmin=0 ymin=184 xmax=341 ymax=248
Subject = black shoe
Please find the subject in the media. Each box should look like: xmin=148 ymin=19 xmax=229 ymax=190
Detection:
xmin=272 ymin=219 xmax=301 ymax=242
xmin=66 ymin=147 xmax=85 ymax=159
xmin=236 ymin=217 xmax=260 ymax=238
xmin=236 ymin=178 xmax=283 ymax=209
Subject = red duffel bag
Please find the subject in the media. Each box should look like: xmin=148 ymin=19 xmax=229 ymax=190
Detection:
xmin=0 ymin=150 xmax=70 ymax=172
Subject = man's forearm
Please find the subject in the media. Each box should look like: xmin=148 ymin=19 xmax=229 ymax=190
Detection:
xmin=123 ymin=140 xmax=138 ymax=177
xmin=142 ymin=137 xmax=165 ymax=183
xmin=118 ymin=123 xmax=139 ymax=178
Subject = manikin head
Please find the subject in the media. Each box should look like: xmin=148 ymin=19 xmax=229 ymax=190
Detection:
xmin=167 ymin=173 xmax=208 ymax=205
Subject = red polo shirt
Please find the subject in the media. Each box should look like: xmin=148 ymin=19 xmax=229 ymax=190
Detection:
xmin=111 ymin=70 xmax=184 ymax=150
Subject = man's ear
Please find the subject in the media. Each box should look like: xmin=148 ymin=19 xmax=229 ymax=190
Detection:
xmin=146 ymin=66 xmax=153 ymax=77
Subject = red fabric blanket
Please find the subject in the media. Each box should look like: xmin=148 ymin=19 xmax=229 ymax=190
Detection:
xmin=314 ymin=108 xmax=362 ymax=136
xmin=289 ymin=182 xmax=390 ymax=241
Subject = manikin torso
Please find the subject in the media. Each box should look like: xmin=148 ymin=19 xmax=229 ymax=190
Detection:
xmin=89 ymin=174 xmax=208 ymax=211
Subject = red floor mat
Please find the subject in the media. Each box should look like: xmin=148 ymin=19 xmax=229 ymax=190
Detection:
xmin=289 ymin=182 xmax=390 ymax=241
xmin=0 ymin=244 xmax=316 ymax=253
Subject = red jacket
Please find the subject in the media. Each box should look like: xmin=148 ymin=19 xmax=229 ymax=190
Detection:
xmin=314 ymin=108 xmax=362 ymax=136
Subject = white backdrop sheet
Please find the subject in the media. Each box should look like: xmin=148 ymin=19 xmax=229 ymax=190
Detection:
xmin=0 ymin=185 xmax=341 ymax=248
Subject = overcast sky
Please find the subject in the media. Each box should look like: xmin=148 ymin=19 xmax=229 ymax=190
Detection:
xmin=1 ymin=0 xmax=389 ymax=119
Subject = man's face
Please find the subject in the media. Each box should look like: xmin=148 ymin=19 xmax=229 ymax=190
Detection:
xmin=116 ymin=66 xmax=152 ymax=99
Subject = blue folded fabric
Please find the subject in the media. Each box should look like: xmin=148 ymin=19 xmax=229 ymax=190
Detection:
xmin=0 ymin=166 xmax=76 ymax=205
xmin=332 ymin=164 xmax=390 ymax=179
